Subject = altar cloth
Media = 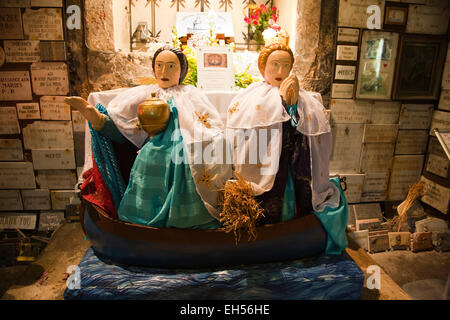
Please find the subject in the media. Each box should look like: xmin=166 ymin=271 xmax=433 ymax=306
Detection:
xmin=64 ymin=247 xmax=364 ymax=300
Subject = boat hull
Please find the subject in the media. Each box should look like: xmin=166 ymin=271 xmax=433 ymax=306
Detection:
xmin=82 ymin=201 xmax=327 ymax=268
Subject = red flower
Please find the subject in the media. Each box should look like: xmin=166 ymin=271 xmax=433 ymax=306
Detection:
xmin=253 ymin=20 xmax=258 ymax=26
xmin=272 ymin=13 xmax=277 ymax=22
xmin=244 ymin=16 xmax=251 ymax=24
xmin=260 ymin=4 xmax=267 ymax=13
xmin=250 ymin=14 xmax=257 ymax=20
xmin=272 ymin=6 xmax=277 ymax=12
xmin=256 ymin=8 xmax=261 ymax=16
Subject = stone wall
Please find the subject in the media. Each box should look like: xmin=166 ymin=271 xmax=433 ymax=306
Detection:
xmin=294 ymin=0 xmax=338 ymax=107
xmin=67 ymin=0 xmax=154 ymax=99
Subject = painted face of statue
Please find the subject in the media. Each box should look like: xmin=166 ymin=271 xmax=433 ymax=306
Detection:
xmin=263 ymin=50 xmax=293 ymax=87
xmin=154 ymin=50 xmax=181 ymax=89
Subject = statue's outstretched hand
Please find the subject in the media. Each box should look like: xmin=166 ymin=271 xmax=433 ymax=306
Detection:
xmin=280 ymin=74 xmax=299 ymax=106
xmin=64 ymin=96 xmax=106 ymax=130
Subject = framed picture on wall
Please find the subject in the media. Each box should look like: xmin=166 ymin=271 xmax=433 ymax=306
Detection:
xmin=383 ymin=2 xmax=408 ymax=32
xmin=356 ymin=30 xmax=399 ymax=100
xmin=393 ymin=35 xmax=448 ymax=101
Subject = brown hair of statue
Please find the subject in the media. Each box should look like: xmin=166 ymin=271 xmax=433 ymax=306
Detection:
xmin=257 ymin=42 xmax=294 ymax=77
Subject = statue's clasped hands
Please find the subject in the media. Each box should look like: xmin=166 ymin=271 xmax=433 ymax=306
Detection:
xmin=279 ymin=74 xmax=299 ymax=106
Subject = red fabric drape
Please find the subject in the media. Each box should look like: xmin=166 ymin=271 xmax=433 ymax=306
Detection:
xmin=80 ymin=155 xmax=118 ymax=219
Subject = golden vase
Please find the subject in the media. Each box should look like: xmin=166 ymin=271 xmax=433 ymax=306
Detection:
xmin=137 ymin=92 xmax=170 ymax=137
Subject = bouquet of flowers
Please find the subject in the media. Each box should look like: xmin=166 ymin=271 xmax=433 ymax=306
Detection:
xmin=244 ymin=3 xmax=280 ymax=45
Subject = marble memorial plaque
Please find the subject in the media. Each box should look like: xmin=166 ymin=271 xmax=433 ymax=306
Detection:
xmin=22 ymin=8 xmax=63 ymax=41
xmin=363 ymin=124 xmax=398 ymax=143
xmin=329 ymin=123 xmax=364 ymax=173
xmin=429 ymin=110 xmax=450 ymax=136
xmin=338 ymin=0 xmax=384 ymax=29
xmin=420 ymin=176 xmax=450 ymax=214
xmin=335 ymin=65 xmax=356 ymax=81
xmin=337 ymin=28 xmax=360 ymax=43
xmin=36 ymin=170 xmax=77 ymax=189
xmin=39 ymin=41 xmax=66 ymax=61
xmin=363 ymin=172 xmax=390 ymax=193
xmin=0 ymin=71 xmax=33 ymax=101
xmin=40 ymin=96 xmax=71 ymax=120
xmin=21 ymin=189 xmax=51 ymax=210
xmin=360 ymin=143 xmax=395 ymax=173
xmin=331 ymin=83 xmax=354 ymax=99
xmin=30 ymin=62 xmax=69 ymax=95
xmin=38 ymin=211 xmax=65 ymax=232
xmin=22 ymin=121 xmax=73 ymax=150
xmin=340 ymin=173 xmax=364 ymax=203
xmin=0 ymin=190 xmax=23 ymax=211
xmin=32 ymin=148 xmax=76 ymax=170
xmin=0 ymin=107 xmax=20 ymax=135
xmin=336 ymin=45 xmax=358 ymax=61
xmin=50 ymin=190 xmax=79 ymax=210
xmin=388 ymin=155 xmax=425 ymax=200
xmin=0 ymin=162 xmax=36 ymax=189
xmin=0 ymin=8 xmax=24 ymax=39
xmin=330 ymin=99 xmax=372 ymax=124
xmin=30 ymin=0 xmax=63 ymax=6
xmin=371 ymin=101 xmax=401 ymax=124
xmin=360 ymin=192 xmax=387 ymax=202
xmin=16 ymin=102 xmax=40 ymax=120
xmin=4 ymin=40 xmax=40 ymax=63
xmin=0 ymin=139 xmax=23 ymax=161
xmin=353 ymin=203 xmax=383 ymax=221
xmin=438 ymin=90 xmax=450 ymax=112
xmin=72 ymin=111 xmax=86 ymax=133
xmin=426 ymin=153 xmax=449 ymax=178
xmin=0 ymin=213 xmax=37 ymax=230
xmin=399 ymin=104 xmax=433 ymax=129
xmin=395 ymin=130 xmax=428 ymax=155
xmin=428 ymin=136 xmax=445 ymax=155
xmin=406 ymin=5 xmax=450 ymax=35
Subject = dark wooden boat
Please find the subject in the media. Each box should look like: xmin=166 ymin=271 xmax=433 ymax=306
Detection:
xmin=81 ymin=199 xmax=327 ymax=268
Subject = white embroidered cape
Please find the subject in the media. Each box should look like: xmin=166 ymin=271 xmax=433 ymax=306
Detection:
xmin=103 ymin=84 xmax=232 ymax=220
xmin=226 ymin=81 xmax=340 ymax=212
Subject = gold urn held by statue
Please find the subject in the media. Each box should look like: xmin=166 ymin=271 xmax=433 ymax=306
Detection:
xmin=137 ymin=92 xmax=170 ymax=137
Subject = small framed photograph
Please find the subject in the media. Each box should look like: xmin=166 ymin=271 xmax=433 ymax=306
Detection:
xmin=383 ymin=2 xmax=408 ymax=31
xmin=356 ymin=30 xmax=399 ymax=100
xmin=393 ymin=35 xmax=448 ymax=101
xmin=204 ymin=53 xmax=228 ymax=68
xmin=197 ymin=46 xmax=235 ymax=91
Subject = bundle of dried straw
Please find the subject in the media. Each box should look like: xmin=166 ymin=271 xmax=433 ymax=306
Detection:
xmin=219 ymin=172 xmax=265 ymax=244
xmin=394 ymin=181 xmax=427 ymax=232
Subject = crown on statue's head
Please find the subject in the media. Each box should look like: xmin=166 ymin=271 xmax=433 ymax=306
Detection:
xmin=263 ymin=28 xmax=290 ymax=47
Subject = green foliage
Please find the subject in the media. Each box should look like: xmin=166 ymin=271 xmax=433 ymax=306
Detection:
xmin=235 ymin=67 xmax=260 ymax=89
xmin=181 ymin=45 xmax=198 ymax=86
